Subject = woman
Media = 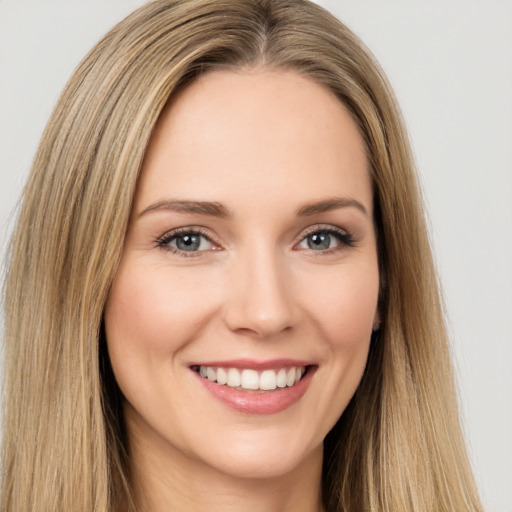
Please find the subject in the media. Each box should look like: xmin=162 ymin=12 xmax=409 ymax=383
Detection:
xmin=1 ymin=0 xmax=483 ymax=511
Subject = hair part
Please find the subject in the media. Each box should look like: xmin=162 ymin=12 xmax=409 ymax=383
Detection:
xmin=2 ymin=1 xmax=482 ymax=511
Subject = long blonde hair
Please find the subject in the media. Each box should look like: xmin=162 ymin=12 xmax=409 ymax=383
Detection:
xmin=1 ymin=1 xmax=483 ymax=511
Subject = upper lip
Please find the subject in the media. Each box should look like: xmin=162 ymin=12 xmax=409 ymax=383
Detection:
xmin=189 ymin=358 xmax=315 ymax=370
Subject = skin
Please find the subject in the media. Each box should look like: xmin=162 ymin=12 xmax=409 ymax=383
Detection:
xmin=104 ymin=69 xmax=380 ymax=512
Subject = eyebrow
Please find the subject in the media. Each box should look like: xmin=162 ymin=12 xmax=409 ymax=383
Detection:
xmin=138 ymin=196 xmax=368 ymax=219
xmin=138 ymin=200 xmax=231 ymax=218
xmin=296 ymin=197 xmax=369 ymax=217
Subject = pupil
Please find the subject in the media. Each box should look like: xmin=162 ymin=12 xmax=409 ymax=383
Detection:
xmin=177 ymin=234 xmax=200 ymax=251
xmin=308 ymin=233 xmax=330 ymax=250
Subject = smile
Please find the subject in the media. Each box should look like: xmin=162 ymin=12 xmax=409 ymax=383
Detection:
xmin=190 ymin=360 xmax=316 ymax=415
xmin=195 ymin=365 xmax=306 ymax=391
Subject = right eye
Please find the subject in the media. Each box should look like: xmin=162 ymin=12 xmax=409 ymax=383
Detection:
xmin=157 ymin=229 xmax=217 ymax=256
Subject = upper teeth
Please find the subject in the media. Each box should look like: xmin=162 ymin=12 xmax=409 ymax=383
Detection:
xmin=198 ymin=366 xmax=305 ymax=391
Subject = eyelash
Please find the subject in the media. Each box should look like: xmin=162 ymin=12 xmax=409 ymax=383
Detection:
xmin=156 ymin=225 xmax=356 ymax=258
xmin=298 ymin=225 xmax=356 ymax=254
xmin=156 ymin=227 xmax=215 ymax=258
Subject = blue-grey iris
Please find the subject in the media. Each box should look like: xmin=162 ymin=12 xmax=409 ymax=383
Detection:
xmin=307 ymin=233 xmax=331 ymax=250
xmin=176 ymin=234 xmax=201 ymax=251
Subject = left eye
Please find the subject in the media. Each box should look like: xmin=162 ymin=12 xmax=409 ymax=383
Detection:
xmin=297 ymin=230 xmax=349 ymax=251
xmin=161 ymin=232 xmax=214 ymax=252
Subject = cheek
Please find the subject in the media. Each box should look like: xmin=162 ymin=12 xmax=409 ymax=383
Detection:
xmin=307 ymin=264 xmax=380 ymax=349
xmin=104 ymin=262 xmax=216 ymax=358
xmin=312 ymin=265 xmax=379 ymax=416
xmin=103 ymin=260 xmax=221 ymax=422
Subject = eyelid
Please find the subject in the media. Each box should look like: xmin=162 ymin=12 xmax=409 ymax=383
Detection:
xmin=155 ymin=223 xmax=356 ymax=258
xmin=156 ymin=226 xmax=221 ymax=257
xmin=294 ymin=224 xmax=356 ymax=252
xmin=298 ymin=224 xmax=350 ymax=238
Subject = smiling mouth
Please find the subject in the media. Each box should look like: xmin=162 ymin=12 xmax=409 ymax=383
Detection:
xmin=191 ymin=365 xmax=310 ymax=392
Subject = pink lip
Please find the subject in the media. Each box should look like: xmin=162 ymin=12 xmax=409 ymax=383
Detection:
xmin=189 ymin=358 xmax=314 ymax=371
xmin=191 ymin=361 xmax=317 ymax=415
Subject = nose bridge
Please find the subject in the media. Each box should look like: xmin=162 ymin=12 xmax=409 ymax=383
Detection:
xmin=224 ymin=242 xmax=295 ymax=338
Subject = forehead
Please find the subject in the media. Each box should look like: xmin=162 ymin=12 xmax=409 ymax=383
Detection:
xmin=136 ymin=69 xmax=371 ymax=216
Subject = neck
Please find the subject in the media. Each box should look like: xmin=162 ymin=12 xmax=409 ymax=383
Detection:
xmin=127 ymin=416 xmax=325 ymax=512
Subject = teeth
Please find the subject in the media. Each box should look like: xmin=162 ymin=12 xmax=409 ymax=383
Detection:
xmin=216 ymin=367 xmax=227 ymax=385
xmin=241 ymin=369 xmax=259 ymax=390
xmin=197 ymin=365 xmax=306 ymax=390
xmin=286 ymin=368 xmax=296 ymax=387
xmin=276 ymin=368 xmax=287 ymax=388
xmin=260 ymin=370 xmax=277 ymax=390
xmin=227 ymin=368 xmax=241 ymax=387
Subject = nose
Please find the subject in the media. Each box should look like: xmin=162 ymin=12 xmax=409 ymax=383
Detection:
xmin=223 ymin=246 xmax=297 ymax=339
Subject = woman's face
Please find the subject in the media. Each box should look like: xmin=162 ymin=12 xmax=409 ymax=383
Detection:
xmin=105 ymin=69 xmax=380 ymax=480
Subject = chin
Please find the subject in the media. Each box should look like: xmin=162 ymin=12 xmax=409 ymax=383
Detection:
xmin=186 ymin=428 xmax=324 ymax=481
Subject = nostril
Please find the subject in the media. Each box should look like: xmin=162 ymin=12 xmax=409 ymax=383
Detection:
xmin=222 ymin=265 xmax=296 ymax=337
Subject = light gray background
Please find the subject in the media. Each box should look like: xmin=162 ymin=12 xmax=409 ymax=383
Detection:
xmin=1 ymin=1 xmax=511 ymax=511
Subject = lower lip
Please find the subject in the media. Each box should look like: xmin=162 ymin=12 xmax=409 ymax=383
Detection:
xmin=194 ymin=367 xmax=315 ymax=415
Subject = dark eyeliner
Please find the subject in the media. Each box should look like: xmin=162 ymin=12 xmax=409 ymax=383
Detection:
xmin=299 ymin=225 xmax=356 ymax=252
xmin=155 ymin=227 xmax=214 ymax=257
